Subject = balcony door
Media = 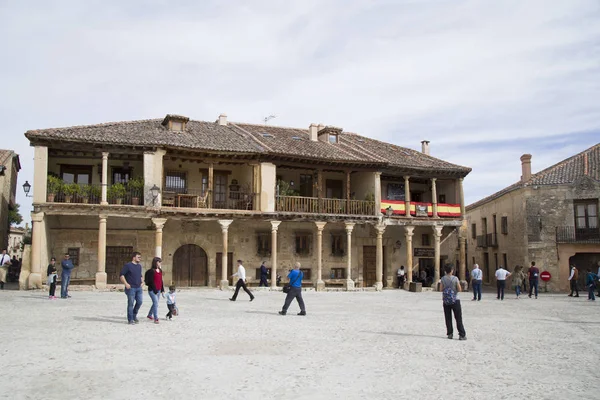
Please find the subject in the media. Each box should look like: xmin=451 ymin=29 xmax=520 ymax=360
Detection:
xmin=213 ymin=173 xmax=228 ymax=208
xmin=575 ymin=201 xmax=599 ymax=241
xmin=60 ymin=165 xmax=92 ymax=184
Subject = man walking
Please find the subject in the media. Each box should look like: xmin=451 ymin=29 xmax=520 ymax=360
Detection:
xmin=495 ymin=265 xmax=511 ymax=300
xmin=60 ymin=253 xmax=75 ymax=298
xmin=120 ymin=251 xmax=144 ymax=325
xmin=0 ymin=249 xmax=10 ymax=289
xmin=259 ymin=261 xmax=268 ymax=287
xmin=568 ymin=264 xmax=579 ymax=297
xmin=528 ymin=261 xmax=540 ymax=299
xmin=471 ymin=264 xmax=483 ymax=301
xmin=279 ymin=262 xmax=306 ymax=316
xmin=397 ymin=266 xmax=406 ymax=289
xmin=230 ymin=260 xmax=254 ymax=302
xmin=586 ymin=268 xmax=598 ymax=301
xmin=440 ymin=264 xmax=466 ymax=340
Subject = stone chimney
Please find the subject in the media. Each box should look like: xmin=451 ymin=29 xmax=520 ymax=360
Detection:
xmin=421 ymin=140 xmax=430 ymax=155
xmin=309 ymin=123 xmax=319 ymax=142
xmin=218 ymin=114 xmax=228 ymax=126
xmin=317 ymin=123 xmax=325 ymax=132
xmin=520 ymin=154 xmax=532 ymax=182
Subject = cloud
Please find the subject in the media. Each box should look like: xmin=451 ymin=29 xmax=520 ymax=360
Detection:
xmin=0 ymin=0 xmax=598 ymax=224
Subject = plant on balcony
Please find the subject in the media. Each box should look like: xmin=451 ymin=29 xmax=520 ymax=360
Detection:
xmin=364 ymin=192 xmax=375 ymax=202
xmin=127 ymin=177 xmax=144 ymax=205
xmin=47 ymin=175 xmax=63 ymax=202
xmin=81 ymin=184 xmax=101 ymax=204
xmin=63 ymin=183 xmax=80 ymax=203
xmin=108 ymin=183 xmax=127 ymax=205
xmin=277 ymin=180 xmax=299 ymax=196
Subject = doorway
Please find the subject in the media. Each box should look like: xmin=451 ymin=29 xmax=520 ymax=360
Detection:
xmin=106 ymin=246 xmax=133 ymax=284
xmin=173 ymin=244 xmax=208 ymax=286
xmin=418 ymin=258 xmax=434 ymax=287
xmin=362 ymin=246 xmax=386 ymax=287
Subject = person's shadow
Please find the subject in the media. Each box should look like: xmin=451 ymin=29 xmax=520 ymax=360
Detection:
xmin=73 ymin=316 xmax=126 ymax=325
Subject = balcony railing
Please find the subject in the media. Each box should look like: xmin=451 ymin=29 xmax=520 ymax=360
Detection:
xmin=486 ymin=233 xmax=498 ymax=247
xmin=275 ymin=196 xmax=375 ymax=216
xmin=476 ymin=235 xmax=487 ymax=248
xmin=46 ymin=183 xmax=144 ymax=205
xmin=556 ymin=226 xmax=600 ymax=243
xmin=162 ymin=189 xmax=257 ymax=210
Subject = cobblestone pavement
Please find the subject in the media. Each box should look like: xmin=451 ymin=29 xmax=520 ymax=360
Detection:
xmin=1 ymin=287 xmax=599 ymax=400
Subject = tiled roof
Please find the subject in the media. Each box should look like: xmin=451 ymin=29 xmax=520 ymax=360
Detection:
xmin=25 ymin=116 xmax=471 ymax=174
xmin=467 ymin=143 xmax=600 ymax=210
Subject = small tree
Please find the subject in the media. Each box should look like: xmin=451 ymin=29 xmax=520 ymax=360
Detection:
xmin=8 ymin=204 xmax=23 ymax=226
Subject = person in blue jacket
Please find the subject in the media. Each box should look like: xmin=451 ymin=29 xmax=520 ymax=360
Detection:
xmin=585 ymin=268 xmax=598 ymax=301
xmin=60 ymin=253 xmax=75 ymax=299
xmin=279 ymin=262 xmax=306 ymax=316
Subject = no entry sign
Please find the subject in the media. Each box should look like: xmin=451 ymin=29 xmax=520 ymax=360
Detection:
xmin=540 ymin=271 xmax=551 ymax=282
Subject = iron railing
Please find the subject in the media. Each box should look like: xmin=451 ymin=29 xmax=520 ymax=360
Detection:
xmin=486 ymin=233 xmax=498 ymax=247
xmin=46 ymin=182 xmax=145 ymax=205
xmin=556 ymin=226 xmax=600 ymax=243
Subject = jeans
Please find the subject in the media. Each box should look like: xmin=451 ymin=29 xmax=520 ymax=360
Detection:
xmin=443 ymin=300 xmax=466 ymax=337
xmin=515 ymin=285 xmax=521 ymax=297
xmin=569 ymin=280 xmax=579 ymax=296
xmin=166 ymin=303 xmax=177 ymax=318
xmin=497 ymin=280 xmax=506 ymax=300
xmin=589 ymin=285 xmax=596 ymax=300
xmin=147 ymin=290 xmax=160 ymax=320
xmin=281 ymin=287 xmax=306 ymax=313
xmin=231 ymin=279 xmax=254 ymax=300
xmin=125 ymin=287 xmax=143 ymax=322
xmin=529 ymin=279 xmax=538 ymax=297
xmin=472 ymin=280 xmax=482 ymax=300
xmin=60 ymin=272 xmax=71 ymax=298
xmin=49 ymin=282 xmax=56 ymax=297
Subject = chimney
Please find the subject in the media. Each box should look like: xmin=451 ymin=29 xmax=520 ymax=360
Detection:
xmin=218 ymin=114 xmax=228 ymax=126
xmin=520 ymin=154 xmax=532 ymax=182
xmin=317 ymin=123 xmax=325 ymax=132
xmin=421 ymin=140 xmax=430 ymax=155
xmin=309 ymin=123 xmax=318 ymax=142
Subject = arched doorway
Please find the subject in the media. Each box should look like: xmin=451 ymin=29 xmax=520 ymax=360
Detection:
xmin=173 ymin=244 xmax=208 ymax=287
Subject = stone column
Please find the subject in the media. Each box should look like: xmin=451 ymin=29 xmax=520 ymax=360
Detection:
xmin=152 ymin=218 xmax=168 ymax=258
xmin=433 ymin=225 xmax=443 ymax=289
xmin=101 ymin=152 xmax=109 ymax=205
xmin=374 ymin=172 xmax=382 ymax=216
xmin=270 ymin=221 xmax=281 ymax=289
xmin=28 ymin=212 xmax=44 ymax=289
xmin=459 ymin=236 xmax=466 ymax=282
xmin=345 ymin=222 xmax=355 ymax=290
xmin=218 ymin=219 xmax=233 ymax=290
xmin=404 ymin=176 xmax=411 ymax=217
xmin=95 ymin=214 xmax=108 ymax=288
xmin=33 ymin=146 xmax=48 ymax=204
xmin=458 ymin=177 xmax=465 ymax=217
xmin=314 ymin=221 xmax=327 ymax=291
xmin=431 ymin=178 xmax=438 ymax=218
xmin=375 ymin=224 xmax=386 ymax=291
xmin=405 ymin=226 xmax=414 ymax=284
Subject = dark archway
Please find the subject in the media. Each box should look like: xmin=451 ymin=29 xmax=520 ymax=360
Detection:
xmin=173 ymin=244 xmax=208 ymax=287
xmin=569 ymin=253 xmax=600 ymax=289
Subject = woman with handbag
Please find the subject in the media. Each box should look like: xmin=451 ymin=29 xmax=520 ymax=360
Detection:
xmin=279 ymin=262 xmax=306 ymax=316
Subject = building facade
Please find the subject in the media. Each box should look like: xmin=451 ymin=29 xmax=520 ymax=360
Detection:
xmin=0 ymin=149 xmax=21 ymax=249
xmin=8 ymin=225 xmax=28 ymax=260
xmin=465 ymin=146 xmax=600 ymax=292
xmin=24 ymin=114 xmax=470 ymax=290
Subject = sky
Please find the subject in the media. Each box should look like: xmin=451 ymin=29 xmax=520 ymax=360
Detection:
xmin=1 ymin=0 xmax=599 ymax=226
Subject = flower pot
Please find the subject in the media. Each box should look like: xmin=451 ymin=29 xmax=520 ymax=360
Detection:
xmin=47 ymin=193 xmax=55 ymax=202
xmin=64 ymin=195 xmax=72 ymax=203
xmin=115 ymin=198 xmax=123 ymax=205
xmin=82 ymin=198 xmax=89 ymax=204
xmin=132 ymin=197 xmax=140 ymax=206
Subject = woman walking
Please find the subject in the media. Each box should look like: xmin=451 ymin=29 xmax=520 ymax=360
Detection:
xmin=145 ymin=257 xmax=165 ymax=324
xmin=512 ymin=265 xmax=526 ymax=299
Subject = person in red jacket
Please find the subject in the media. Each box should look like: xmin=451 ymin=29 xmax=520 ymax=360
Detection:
xmin=145 ymin=257 xmax=165 ymax=324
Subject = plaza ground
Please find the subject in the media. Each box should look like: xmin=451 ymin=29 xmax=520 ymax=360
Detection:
xmin=1 ymin=286 xmax=599 ymax=400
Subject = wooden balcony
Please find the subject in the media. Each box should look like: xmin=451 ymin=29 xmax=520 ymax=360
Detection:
xmin=275 ymin=196 xmax=375 ymax=216
xmin=381 ymin=200 xmax=461 ymax=218
xmin=162 ymin=189 xmax=257 ymax=210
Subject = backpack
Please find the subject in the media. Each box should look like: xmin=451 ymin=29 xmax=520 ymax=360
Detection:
xmin=442 ymin=276 xmax=457 ymax=305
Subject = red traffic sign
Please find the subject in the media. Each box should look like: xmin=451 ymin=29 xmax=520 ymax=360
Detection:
xmin=540 ymin=271 xmax=551 ymax=282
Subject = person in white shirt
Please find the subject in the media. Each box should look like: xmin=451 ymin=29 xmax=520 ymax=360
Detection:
xmin=397 ymin=266 xmax=406 ymax=289
xmin=470 ymin=264 xmax=483 ymax=301
xmin=229 ymin=259 xmax=255 ymax=302
xmin=495 ymin=266 xmax=511 ymax=301
xmin=568 ymin=265 xmax=579 ymax=297
xmin=0 ymin=249 xmax=11 ymax=290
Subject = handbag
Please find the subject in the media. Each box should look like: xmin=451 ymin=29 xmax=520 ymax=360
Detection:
xmin=283 ymin=272 xmax=302 ymax=294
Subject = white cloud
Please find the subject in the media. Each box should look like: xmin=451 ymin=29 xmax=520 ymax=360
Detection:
xmin=0 ymin=0 xmax=598 ymax=224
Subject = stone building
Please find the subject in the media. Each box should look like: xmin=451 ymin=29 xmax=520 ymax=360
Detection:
xmin=23 ymin=114 xmax=470 ymax=290
xmin=0 ymin=149 xmax=21 ymax=249
xmin=465 ymin=144 xmax=600 ymax=292
xmin=8 ymin=224 xmax=28 ymax=260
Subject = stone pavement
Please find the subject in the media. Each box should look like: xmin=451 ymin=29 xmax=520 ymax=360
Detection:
xmin=1 ymin=288 xmax=599 ymax=400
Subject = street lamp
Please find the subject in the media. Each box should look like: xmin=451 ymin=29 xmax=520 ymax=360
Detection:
xmin=150 ymin=184 xmax=160 ymax=206
xmin=22 ymin=181 xmax=32 ymax=197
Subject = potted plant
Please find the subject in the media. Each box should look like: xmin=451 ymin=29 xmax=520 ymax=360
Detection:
xmin=81 ymin=184 xmax=101 ymax=204
xmin=364 ymin=192 xmax=375 ymax=202
xmin=63 ymin=183 xmax=80 ymax=203
xmin=127 ymin=177 xmax=144 ymax=206
xmin=47 ymin=175 xmax=63 ymax=202
xmin=108 ymin=183 xmax=126 ymax=205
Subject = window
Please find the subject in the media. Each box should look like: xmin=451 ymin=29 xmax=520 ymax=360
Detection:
xmin=201 ymin=176 xmax=208 ymax=195
xmin=214 ymin=174 xmax=227 ymax=207
xmin=492 ymin=214 xmax=498 ymax=234
xmin=165 ymin=170 xmax=187 ymax=193
xmin=299 ymin=174 xmax=313 ymax=197
xmin=295 ymin=233 xmax=312 ymax=256
xmin=331 ymin=268 xmax=346 ymax=279
xmin=256 ymin=232 xmax=271 ymax=257
xmin=61 ymin=165 xmax=92 ymax=184
xmin=494 ymin=253 xmax=498 ymax=270
xmin=439 ymin=194 xmax=446 ymax=204
xmin=328 ymin=134 xmax=338 ymax=144
xmin=300 ymin=268 xmax=312 ymax=280
xmin=411 ymin=192 xmax=422 ymax=202
xmin=331 ymin=233 xmax=344 ymax=257
xmin=171 ymin=121 xmax=183 ymax=131
xmin=67 ymin=248 xmax=80 ymax=266
xmin=501 ymin=216 xmax=508 ymax=235
xmin=326 ymin=179 xmax=343 ymax=199
xmin=503 ymin=253 xmax=508 ymax=269
xmin=421 ymin=234 xmax=430 ymax=246
xmin=471 ymin=224 xmax=477 ymax=239
xmin=574 ymin=200 xmax=598 ymax=229
xmin=112 ymin=167 xmax=131 ymax=185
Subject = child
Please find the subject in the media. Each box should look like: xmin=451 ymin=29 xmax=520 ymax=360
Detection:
xmin=47 ymin=259 xmax=58 ymax=299
xmin=586 ymin=268 xmax=598 ymax=301
xmin=166 ymin=285 xmax=178 ymax=320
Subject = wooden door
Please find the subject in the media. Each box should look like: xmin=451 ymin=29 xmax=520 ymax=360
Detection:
xmin=106 ymin=246 xmax=133 ymax=284
xmin=363 ymin=246 xmax=377 ymax=287
xmin=173 ymin=244 xmax=208 ymax=287
xmin=216 ymin=252 xmax=234 ymax=286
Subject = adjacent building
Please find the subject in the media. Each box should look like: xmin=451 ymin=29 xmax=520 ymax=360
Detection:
xmin=8 ymin=224 xmax=28 ymax=260
xmin=465 ymin=145 xmax=600 ymax=292
xmin=24 ymin=114 xmax=470 ymax=290
xmin=0 ymin=149 xmax=21 ymax=249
